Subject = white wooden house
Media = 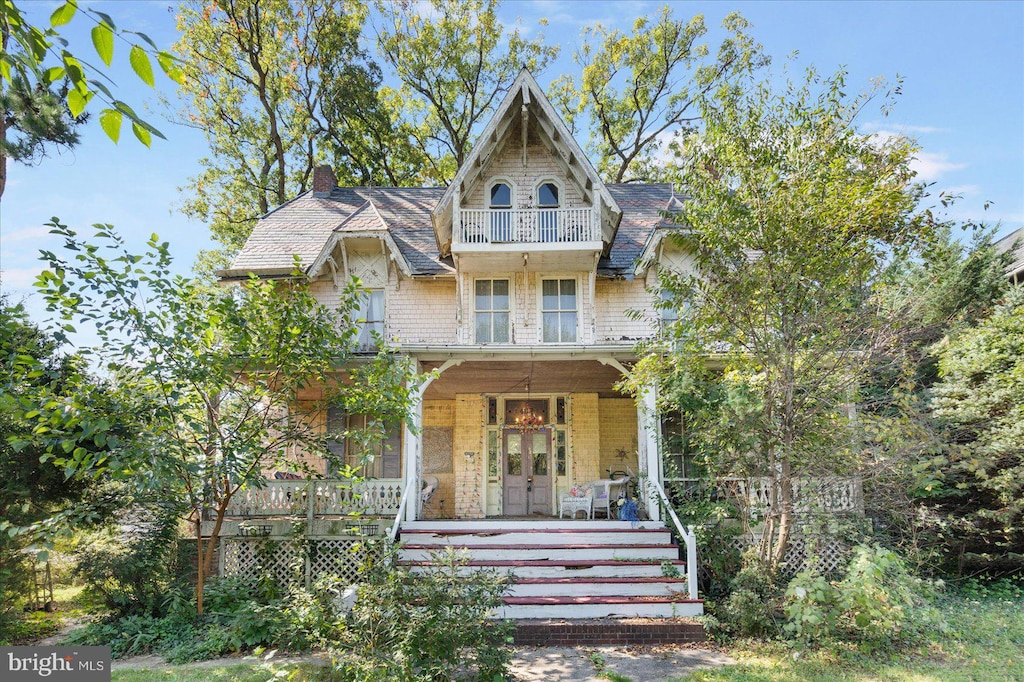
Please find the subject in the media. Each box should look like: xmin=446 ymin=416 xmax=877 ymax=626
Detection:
xmin=212 ymin=70 xmax=857 ymax=622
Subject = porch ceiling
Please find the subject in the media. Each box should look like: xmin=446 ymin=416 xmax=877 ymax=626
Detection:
xmin=420 ymin=359 xmax=633 ymax=400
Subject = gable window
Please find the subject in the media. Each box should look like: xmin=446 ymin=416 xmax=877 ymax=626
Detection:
xmin=537 ymin=181 xmax=560 ymax=242
xmin=475 ymin=279 xmax=510 ymax=343
xmin=356 ymin=289 xmax=384 ymax=350
xmin=489 ymin=181 xmax=513 ymax=241
xmin=327 ymin=408 xmax=402 ymax=479
xmin=541 ymin=278 xmax=577 ymax=343
xmin=660 ymin=288 xmax=679 ymax=328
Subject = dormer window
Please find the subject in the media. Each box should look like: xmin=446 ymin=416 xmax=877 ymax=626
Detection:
xmin=489 ymin=181 xmax=513 ymax=241
xmin=537 ymin=181 xmax=560 ymax=241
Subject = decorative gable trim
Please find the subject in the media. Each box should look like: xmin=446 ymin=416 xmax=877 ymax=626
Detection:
xmin=307 ymin=200 xmax=413 ymax=282
xmin=431 ymin=69 xmax=621 ymax=257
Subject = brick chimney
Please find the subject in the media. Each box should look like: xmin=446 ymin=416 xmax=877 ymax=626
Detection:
xmin=312 ymin=165 xmax=336 ymax=197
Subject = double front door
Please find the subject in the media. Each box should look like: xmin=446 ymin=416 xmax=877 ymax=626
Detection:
xmin=501 ymin=429 xmax=552 ymax=516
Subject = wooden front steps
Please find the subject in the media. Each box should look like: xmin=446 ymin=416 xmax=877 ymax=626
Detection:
xmin=396 ymin=520 xmax=704 ymax=621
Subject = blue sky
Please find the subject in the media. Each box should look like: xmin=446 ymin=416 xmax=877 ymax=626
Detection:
xmin=2 ymin=0 xmax=1022 ymax=326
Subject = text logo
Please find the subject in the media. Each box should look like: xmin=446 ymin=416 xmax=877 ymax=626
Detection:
xmin=2 ymin=647 xmax=110 ymax=681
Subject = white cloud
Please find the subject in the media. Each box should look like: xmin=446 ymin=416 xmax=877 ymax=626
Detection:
xmin=942 ymin=184 xmax=982 ymax=197
xmin=0 ymin=266 xmax=44 ymax=290
xmin=861 ymin=121 xmax=948 ymax=136
xmin=911 ymin=151 xmax=967 ymax=183
xmin=0 ymin=225 xmax=53 ymax=242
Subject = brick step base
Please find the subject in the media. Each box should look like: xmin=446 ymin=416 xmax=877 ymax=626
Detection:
xmin=512 ymin=618 xmax=706 ymax=646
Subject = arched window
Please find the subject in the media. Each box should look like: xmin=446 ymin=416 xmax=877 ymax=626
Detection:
xmin=536 ymin=181 xmax=560 ymax=241
xmin=489 ymin=180 xmax=513 ymax=241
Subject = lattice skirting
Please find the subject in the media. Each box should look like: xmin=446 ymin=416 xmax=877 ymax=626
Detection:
xmin=719 ymin=533 xmax=848 ymax=578
xmin=220 ymin=537 xmax=381 ymax=587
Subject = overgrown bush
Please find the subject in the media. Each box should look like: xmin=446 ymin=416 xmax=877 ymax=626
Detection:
xmin=68 ymin=572 xmax=346 ymax=661
xmin=713 ymin=551 xmax=783 ymax=638
xmin=72 ymin=507 xmax=191 ymax=617
xmin=783 ymin=544 xmax=946 ymax=649
xmin=333 ymin=546 xmax=513 ymax=681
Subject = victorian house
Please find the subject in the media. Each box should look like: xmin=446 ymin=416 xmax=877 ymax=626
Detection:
xmin=215 ymin=69 xmax=712 ymax=621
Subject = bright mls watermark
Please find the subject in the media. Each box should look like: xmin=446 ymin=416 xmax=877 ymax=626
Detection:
xmin=2 ymin=647 xmax=110 ymax=681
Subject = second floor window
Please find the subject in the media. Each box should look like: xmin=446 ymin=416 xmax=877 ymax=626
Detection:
xmin=537 ymin=181 xmax=559 ymax=241
xmin=541 ymin=278 xmax=577 ymax=343
xmin=356 ymin=289 xmax=384 ymax=350
xmin=475 ymin=279 xmax=510 ymax=343
xmin=490 ymin=181 xmax=512 ymax=241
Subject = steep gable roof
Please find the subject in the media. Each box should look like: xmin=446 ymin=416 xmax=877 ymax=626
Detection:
xmin=306 ymin=199 xmax=414 ymax=279
xmin=430 ymin=69 xmax=622 ymax=256
xmin=219 ymin=187 xmax=448 ymax=279
xmin=221 ymin=183 xmax=673 ymax=280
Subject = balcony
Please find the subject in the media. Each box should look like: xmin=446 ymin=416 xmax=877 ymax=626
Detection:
xmin=453 ymin=207 xmax=602 ymax=271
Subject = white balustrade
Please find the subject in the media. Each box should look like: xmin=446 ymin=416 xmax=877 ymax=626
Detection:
xmin=225 ymin=479 xmax=405 ymax=518
xmin=456 ymin=207 xmax=598 ymax=245
xmin=665 ymin=476 xmax=862 ymax=516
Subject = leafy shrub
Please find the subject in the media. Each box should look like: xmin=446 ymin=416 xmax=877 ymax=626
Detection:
xmin=68 ymin=572 xmax=346 ymax=660
xmin=839 ymin=545 xmax=917 ymax=642
xmin=72 ymin=508 xmax=191 ymax=617
xmin=333 ymin=546 xmax=513 ymax=681
xmin=783 ymin=564 xmax=840 ymax=642
xmin=781 ymin=544 xmax=947 ymax=648
xmin=713 ymin=551 xmax=783 ymax=638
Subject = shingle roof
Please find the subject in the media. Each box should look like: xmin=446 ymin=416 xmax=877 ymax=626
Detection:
xmin=995 ymin=227 xmax=1024 ymax=280
xmin=223 ymin=183 xmax=676 ymax=278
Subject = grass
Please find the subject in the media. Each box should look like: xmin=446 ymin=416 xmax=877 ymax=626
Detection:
xmin=112 ymin=664 xmax=329 ymax=682
xmin=0 ymin=584 xmax=97 ymax=645
xmin=682 ymin=583 xmax=1024 ymax=681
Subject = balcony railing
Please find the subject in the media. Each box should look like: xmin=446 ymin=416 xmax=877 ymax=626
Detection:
xmin=664 ymin=476 xmax=863 ymax=516
xmin=224 ymin=478 xmax=404 ymax=518
xmin=455 ymin=207 xmax=598 ymax=245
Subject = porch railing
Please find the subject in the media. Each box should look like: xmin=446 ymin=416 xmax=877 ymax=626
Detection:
xmin=645 ymin=476 xmax=699 ymax=601
xmin=455 ymin=207 xmax=598 ymax=245
xmin=664 ymin=476 xmax=864 ymax=516
xmin=225 ymin=478 xmax=404 ymax=518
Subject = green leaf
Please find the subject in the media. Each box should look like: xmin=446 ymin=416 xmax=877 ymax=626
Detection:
xmin=131 ymin=121 xmax=152 ymax=147
xmin=67 ymin=88 xmax=90 ymax=118
xmin=43 ymin=66 xmax=66 ymax=85
xmin=91 ymin=22 xmax=114 ymax=67
xmin=156 ymin=51 xmax=184 ymax=85
xmin=100 ymin=108 xmax=122 ymax=143
xmin=129 ymin=45 xmax=154 ymax=87
xmin=50 ymin=2 xmax=78 ymax=27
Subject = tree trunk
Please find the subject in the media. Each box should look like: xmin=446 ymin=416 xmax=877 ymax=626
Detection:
xmin=772 ymin=461 xmax=794 ymax=571
xmin=194 ymin=517 xmax=204 ymax=615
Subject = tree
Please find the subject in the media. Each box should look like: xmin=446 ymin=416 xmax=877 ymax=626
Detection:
xmin=0 ymin=297 xmax=120 ymax=622
xmin=634 ymin=66 xmax=927 ymax=572
xmin=173 ymin=0 xmax=422 ymax=255
xmin=0 ymin=76 xmax=85 ymax=199
xmin=929 ymin=287 xmax=1024 ymax=573
xmin=0 ymin=0 xmax=183 ymax=199
xmin=374 ymin=0 xmax=559 ymax=183
xmin=548 ymin=7 xmax=766 ymax=184
xmin=29 ymin=221 xmax=419 ymax=612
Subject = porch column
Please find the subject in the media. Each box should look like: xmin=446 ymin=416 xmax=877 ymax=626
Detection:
xmin=403 ymin=381 xmax=425 ymax=522
xmin=637 ymin=384 xmax=662 ymax=521
xmin=404 ymin=359 xmax=463 ymax=522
